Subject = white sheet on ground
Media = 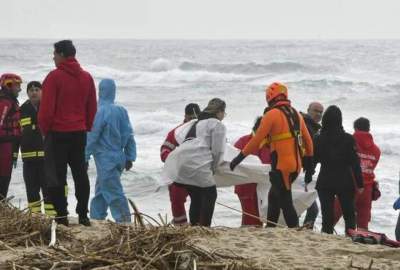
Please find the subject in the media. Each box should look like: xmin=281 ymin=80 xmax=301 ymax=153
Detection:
xmin=161 ymin=144 xmax=317 ymax=223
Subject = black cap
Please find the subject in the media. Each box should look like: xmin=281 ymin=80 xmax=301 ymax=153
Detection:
xmin=185 ymin=103 xmax=201 ymax=117
xmin=354 ymin=117 xmax=370 ymax=132
xmin=54 ymin=40 xmax=76 ymax=58
xmin=27 ymin=81 xmax=42 ymax=91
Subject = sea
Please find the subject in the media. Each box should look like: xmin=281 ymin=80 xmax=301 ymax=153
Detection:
xmin=1 ymin=39 xmax=399 ymax=238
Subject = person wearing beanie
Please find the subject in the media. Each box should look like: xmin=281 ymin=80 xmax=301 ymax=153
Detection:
xmin=333 ymin=117 xmax=380 ymax=230
xmin=234 ymin=116 xmax=271 ymax=226
xmin=312 ymin=106 xmax=364 ymax=234
xmin=164 ymin=98 xmax=227 ymax=226
xmin=160 ymin=103 xmax=201 ymax=225
xmin=19 ymin=81 xmax=56 ymax=216
xmin=85 ymin=79 xmax=136 ymax=223
xmin=230 ymin=83 xmax=313 ymax=228
xmin=38 ymin=40 xmax=97 ymax=226
xmin=0 ymin=73 xmax=22 ymax=198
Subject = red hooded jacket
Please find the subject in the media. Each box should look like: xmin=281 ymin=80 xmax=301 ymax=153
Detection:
xmin=38 ymin=58 xmax=97 ymax=135
xmin=353 ymin=130 xmax=381 ymax=185
xmin=234 ymin=134 xmax=271 ymax=195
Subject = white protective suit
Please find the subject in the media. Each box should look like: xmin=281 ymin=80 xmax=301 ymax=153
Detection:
xmin=163 ymin=118 xmax=226 ymax=187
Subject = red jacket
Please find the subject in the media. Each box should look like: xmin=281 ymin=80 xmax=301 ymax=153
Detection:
xmin=160 ymin=123 xmax=183 ymax=162
xmin=353 ymin=130 xmax=380 ymax=185
xmin=234 ymin=134 xmax=271 ymax=195
xmin=38 ymin=57 xmax=97 ymax=135
xmin=0 ymin=93 xmax=21 ymax=142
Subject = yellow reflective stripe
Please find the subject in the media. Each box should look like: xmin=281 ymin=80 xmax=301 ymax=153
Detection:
xmin=28 ymin=201 xmax=41 ymax=207
xmin=259 ymin=132 xmax=299 ymax=149
xmin=30 ymin=207 xmax=41 ymax=213
xmin=20 ymin=117 xmax=31 ymax=126
xmin=13 ymin=152 xmax=18 ymax=158
xmin=45 ymin=210 xmax=57 ymax=217
xmin=21 ymin=151 xmax=45 ymax=158
xmin=64 ymin=185 xmax=68 ymax=197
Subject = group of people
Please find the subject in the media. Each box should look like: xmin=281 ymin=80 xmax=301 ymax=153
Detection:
xmin=0 ymin=40 xmax=136 ymax=226
xmin=0 ymin=39 xmax=398 ymax=238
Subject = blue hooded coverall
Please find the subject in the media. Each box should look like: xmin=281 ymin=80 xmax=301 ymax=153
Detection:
xmin=86 ymin=79 xmax=136 ymax=223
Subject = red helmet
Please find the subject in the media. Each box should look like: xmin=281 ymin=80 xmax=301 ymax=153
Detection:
xmin=265 ymin=82 xmax=288 ymax=103
xmin=0 ymin=73 xmax=22 ymax=88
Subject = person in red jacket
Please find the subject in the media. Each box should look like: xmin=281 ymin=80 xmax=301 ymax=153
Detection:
xmin=234 ymin=116 xmax=271 ymax=226
xmin=160 ymin=103 xmax=201 ymax=225
xmin=0 ymin=73 xmax=22 ymax=199
xmin=38 ymin=40 xmax=97 ymax=226
xmin=334 ymin=117 xmax=381 ymax=230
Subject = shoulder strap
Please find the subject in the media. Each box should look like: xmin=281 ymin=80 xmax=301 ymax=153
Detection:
xmin=275 ymin=105 xmax=303 ymax=171
xmin=184 ymin=120 xmax=199 ymax=141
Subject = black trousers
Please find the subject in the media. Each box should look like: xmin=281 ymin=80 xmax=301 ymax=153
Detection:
xmin=44 ymin=131 xmax=90 ymax=217
xmin=176 ymin=183 xmax=217 ymax=227
xmin=267 ymin=170 xmax=299 ymax=228
xmin=23 ymin=161 xmax=52 ymax=210
xmin=318 ymin=188 xmax=355 ymax=234
xmin=303 ymin=201 xmax=319 ymax=227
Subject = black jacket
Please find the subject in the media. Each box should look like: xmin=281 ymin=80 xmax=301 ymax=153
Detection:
xmin=314 ymin=131 xmax=363 ymax=191
xmin=301 ymin=112 xmax=321 ymax=138
xmin=20 ymin=100 xmax=44 ymax=162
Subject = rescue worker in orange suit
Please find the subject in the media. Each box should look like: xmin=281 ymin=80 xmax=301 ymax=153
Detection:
xmin=19 ymin=81 xmax=56 ymax=216
xmin=333 ymin=117 xmax=381 ymax=230
xmin=234 ymin=116 xmax=271 ymax=226
xmin=0 ymin=73 xmax=22 ymax=199
xmin=230 ymin=82 xmax=313 ymax=228
xmin=160 ymin=103 xmax=201 ymax=225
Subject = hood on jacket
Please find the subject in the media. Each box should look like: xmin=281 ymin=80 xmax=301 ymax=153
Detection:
xmin=353 ymin=130 xmax=374 ymax=149
xmin=58 ymin=57 xmax=82 ymax=77
xmin=99 ymin=79 xmax=116 ymax=105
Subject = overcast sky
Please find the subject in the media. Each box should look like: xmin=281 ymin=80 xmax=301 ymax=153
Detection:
xmin=2 ymin=0 xmax=400 ymax=39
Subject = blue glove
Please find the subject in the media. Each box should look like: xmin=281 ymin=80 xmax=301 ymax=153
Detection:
xmin=393 ymin=197 xmax=400 ymax=210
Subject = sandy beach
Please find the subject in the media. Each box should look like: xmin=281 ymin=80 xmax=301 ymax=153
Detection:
xmin=1 ymin=215 xmax=400 ymax=270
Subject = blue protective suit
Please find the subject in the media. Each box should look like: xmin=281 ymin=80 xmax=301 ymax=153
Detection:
xmin=86 ymin=79 xmax=136 ymax=223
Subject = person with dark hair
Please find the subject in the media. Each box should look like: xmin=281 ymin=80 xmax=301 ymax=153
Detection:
xmin=38 ymin=40 xmax=97 ymax=226
xmin=333 ymin=117 xmax=380 ymax=230
xmin=86 ymin=79 xmax=136 ymax=223
xmin=300 ymin=102 xmax=324 ymax=228
xmin=312 ymin=105 xmax=364 ymax=234
xmin=234 ymin=116 xmax=271 ymax=226
xmin=160 ymin=103 xmax=201 ymax=225
xmin=164 ymin=98 xmax=226 ymax=226
xmin=230 ymin=82 xmax=313 ymax=228
xmin=19 ymin=81 xmax=56 ymax=216
xmin=0 ymin=73 xmax=22 ymax=198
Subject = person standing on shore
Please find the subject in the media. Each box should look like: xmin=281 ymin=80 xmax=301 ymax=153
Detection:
xmin=160 ymin=103 xmax=201 ymax=225
xmin=312 ymin=105 xmax=363 ymax=234
xmin=165 ymin=98 xmax=227 ymax=227
xmin=301 ymin=102 xmax=324 ymax=228
xmin=86 ymin=79 xmax=136 ymax=223
xmin=230 ymin=82 xmax=314 ymax=228
xmin=19 ymin=81 xmax=56 ymax=216
xmin=39 ymin=40 xmax=97 ymax=226
xmin=234 ymin=116 xmax=270 ymax=226
xmin=0 ymin=73 xmax=22 ymax=199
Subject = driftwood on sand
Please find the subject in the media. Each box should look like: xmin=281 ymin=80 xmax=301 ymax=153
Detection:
xmin=0 ymin=200 xmax=255 ymax=270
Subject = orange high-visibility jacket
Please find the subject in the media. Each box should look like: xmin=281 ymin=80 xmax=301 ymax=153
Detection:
xmin=242 ymin=102 xmax=313 ymax=190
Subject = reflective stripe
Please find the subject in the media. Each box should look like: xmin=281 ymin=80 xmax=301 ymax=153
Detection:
xmin=13 ymin=152 xmax=18 ymax=158
xmin=162 ymin=141 xmax=176 ymax=151
xmin=20 ymin=117 xmax=31 ymax=127
xmin=21 ymin=151 xmax=45 ymax=158
xmin=28 ymin=201 xmax=42 ymax=213
xmin=259 ymin=131 xmax=298 ymax=148
xmin=28 ymin=201 xmax=41 ymax=207
xmin=45 ymin=210 xmax=57 ymax=217
xmin=65 ymin=185 xmax=68 ymax=197
xmin=30 ymin=207 xmax=41 ymax=213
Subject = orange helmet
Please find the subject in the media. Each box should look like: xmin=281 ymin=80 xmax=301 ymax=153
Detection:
xmin=0 ymin=73 xmax=22 ymax=88
xmin=265 ymin=82 xmax=288 ymax=103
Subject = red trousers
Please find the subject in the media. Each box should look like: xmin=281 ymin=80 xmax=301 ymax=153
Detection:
xmin=334 ymin=184 xmax=373 ymax=229
xmin=237 ymin=191 xmax=262 ymax=226
xmin=0 ymin=143 xmax=13 ymax=198
xmin=168 ymin=183 xmax=188 ymax=225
